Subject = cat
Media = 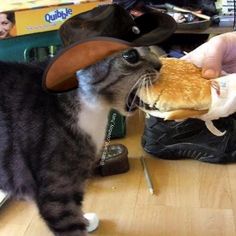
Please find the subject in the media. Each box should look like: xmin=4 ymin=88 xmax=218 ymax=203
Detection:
xmin=0 ymin=46 xmax=161 ymax=236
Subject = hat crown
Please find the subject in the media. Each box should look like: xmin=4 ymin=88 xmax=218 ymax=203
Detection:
xmin=59 ymin=4 xmax=177 ymax=47
xmin=60 ymin=4 xmax=136 ymax=46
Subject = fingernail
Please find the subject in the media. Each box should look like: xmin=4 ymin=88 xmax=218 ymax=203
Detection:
xmin=203 ymin=69 xmax=218 ymax=78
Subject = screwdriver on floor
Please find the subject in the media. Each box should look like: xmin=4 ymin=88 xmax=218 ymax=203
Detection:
xmin=140 ymin=156 xmax=154 ymax=195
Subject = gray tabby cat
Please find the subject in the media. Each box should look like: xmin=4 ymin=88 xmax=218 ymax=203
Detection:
xmin=0 ymin=46 xmax=161 ymax=236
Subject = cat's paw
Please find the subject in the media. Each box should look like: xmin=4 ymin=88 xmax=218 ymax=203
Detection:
xmin=84 ymin=212 xmax=99 ymax=232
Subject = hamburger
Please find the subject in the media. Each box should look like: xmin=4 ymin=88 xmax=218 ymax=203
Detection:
xmin=138 ymin=57 xmax=211 ymax=120
xmin=138 ymin=57 xmax=236 ymax=136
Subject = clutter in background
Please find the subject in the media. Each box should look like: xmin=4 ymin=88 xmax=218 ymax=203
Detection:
xmin=114 ymin=0 xmax=236 ymax=31
xmin=217 ymin=0 xmax=236 ymax=27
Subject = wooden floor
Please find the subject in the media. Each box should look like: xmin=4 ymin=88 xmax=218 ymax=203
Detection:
xmin=1 ymin=112 xmax=236 ymax=236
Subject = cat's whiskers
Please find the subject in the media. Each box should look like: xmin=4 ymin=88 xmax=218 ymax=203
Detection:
xmin=137 ymin=77 xmax=147 ymax=117
xmin=145 ymin=75 xmax=151 ymax=107
xmin=146 ymin=73 xmax=157 ymax=108
xmin=126 ymin=72 xmax=157 ymax=113
xmin=126 ymin=74 xmax=146 ymax=112
xmin=136 ymin=74 xmax=152 ymax=117
xmin=126 ymin=73 xmax=155 ymax=112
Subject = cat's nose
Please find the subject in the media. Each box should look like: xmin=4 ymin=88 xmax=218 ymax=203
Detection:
xmin=154 ymin=61 xmax=162 ymax=71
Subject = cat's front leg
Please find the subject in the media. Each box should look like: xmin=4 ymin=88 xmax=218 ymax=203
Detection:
xmin=36 ymin=177 xmax=89 ymax=236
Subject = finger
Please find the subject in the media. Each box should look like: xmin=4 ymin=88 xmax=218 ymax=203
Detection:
xmin=201 ymin=37 xmax=226 ymax=79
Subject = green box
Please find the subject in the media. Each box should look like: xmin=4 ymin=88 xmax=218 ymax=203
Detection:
xmin=0 ymin=31 xmax=61 ymax=62
xmin=0 ymin=31 xmax=126 ymax=139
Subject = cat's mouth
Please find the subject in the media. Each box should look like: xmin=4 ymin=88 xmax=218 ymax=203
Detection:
xmin=126 ymin=90 xmax=141 ymax=112
xmin=127 ymin=94 xmax=158 ymax=112
xmin=125 ymin=72 xmax=159 ymax=113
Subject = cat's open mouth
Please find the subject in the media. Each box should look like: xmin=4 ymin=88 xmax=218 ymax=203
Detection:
xmin=125 ymin=72 xmax=159 ymax=113
xmin=127 ymin=94 xmax=158 ymax=112
xmin=126 ymin=90 xmax=141 ymax=112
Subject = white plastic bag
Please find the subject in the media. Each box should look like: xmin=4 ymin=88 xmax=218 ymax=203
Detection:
xmin=200 ymin=73 xmax=236 ymax=136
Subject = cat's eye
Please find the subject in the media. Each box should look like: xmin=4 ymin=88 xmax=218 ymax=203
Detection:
xmin=122 ymin=49 xmax=140 ymax=64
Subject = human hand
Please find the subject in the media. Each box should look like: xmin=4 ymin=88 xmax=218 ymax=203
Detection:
xmin=182 ymin=32 xmax=236 ymax=78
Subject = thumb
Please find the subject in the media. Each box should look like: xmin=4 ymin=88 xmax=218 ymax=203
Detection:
xmin=202 ymin=37 xmax=225 ymax=79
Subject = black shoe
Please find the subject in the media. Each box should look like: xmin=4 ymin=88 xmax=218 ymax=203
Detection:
xmin=142 ymin=115 xmax=236 ymax=164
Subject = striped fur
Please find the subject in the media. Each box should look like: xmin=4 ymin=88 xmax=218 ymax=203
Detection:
xmin=0 ymin=46 xmax=161 ymax=236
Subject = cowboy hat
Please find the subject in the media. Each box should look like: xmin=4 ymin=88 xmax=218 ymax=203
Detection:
xmin=43 ymin=4 xmax=176 ymax=93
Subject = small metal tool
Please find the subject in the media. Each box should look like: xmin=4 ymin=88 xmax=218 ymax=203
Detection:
xmin=140 ymin=156 xmax=154 ymax=195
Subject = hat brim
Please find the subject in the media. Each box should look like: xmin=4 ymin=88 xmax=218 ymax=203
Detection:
xmin=43 ymin=38 xmax=131 ymax=93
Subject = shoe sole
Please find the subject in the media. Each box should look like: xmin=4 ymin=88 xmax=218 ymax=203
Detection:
xmin=142 ymin=140 xmax=229 ymax=164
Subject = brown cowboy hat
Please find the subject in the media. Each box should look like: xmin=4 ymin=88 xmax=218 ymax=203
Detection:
xmin=43 ymin=4 xmax=176 ymax=93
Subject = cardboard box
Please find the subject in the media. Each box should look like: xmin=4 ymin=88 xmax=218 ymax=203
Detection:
xmin=0 ymin=0 xmax=109 ymax=39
